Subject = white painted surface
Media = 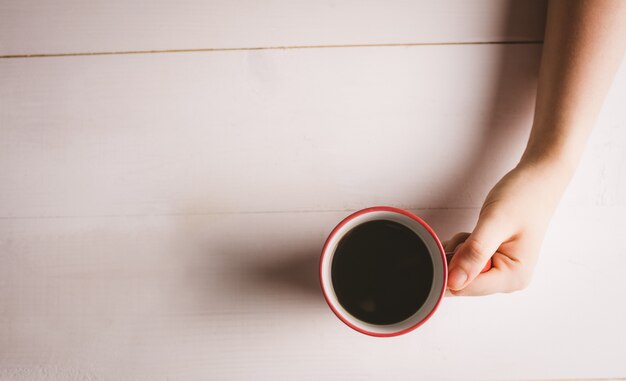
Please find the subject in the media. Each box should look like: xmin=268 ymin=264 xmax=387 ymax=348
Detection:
xmin=0 ymin=44 xmax=541 ymax=217
xmin=1 ymin=207 xmax=625 ymax=380
xmin=0 ymin=0 xmax=546 ymax=56
xmin=1 ymin=1 xmax=626 ymax=379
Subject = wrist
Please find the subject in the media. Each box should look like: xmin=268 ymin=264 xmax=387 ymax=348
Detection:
xmin=500 ymin=153 xmax=574 ymax=222
xmin=512 ymin=146 xmax=577 ymax=206
xmin=518 ymin=147 xmax=578 ymax=178
xmin=518 ymin=125 xmax=587 ymax=178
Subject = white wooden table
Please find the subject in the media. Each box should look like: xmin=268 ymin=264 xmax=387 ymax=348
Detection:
xmin=1 ymin=1 xmax=625 ymax=379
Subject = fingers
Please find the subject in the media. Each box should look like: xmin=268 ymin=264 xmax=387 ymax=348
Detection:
xmin=442 ymin=234 xmax=465 ymax=298
xmin=449 ymin=265 xmax=507 ymax=296
xmin=449 ymin=255 xmax=532 ymax=296
xmin=447 ymin=212 xmax=512 ymax=291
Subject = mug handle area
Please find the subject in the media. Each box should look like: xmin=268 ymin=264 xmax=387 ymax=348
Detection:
xmin=445 ymin=252 xmax=492 ymax=273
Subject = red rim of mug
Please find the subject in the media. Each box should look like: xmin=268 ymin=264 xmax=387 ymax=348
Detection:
xmin=319 ymin=206 xmax=448 ymax=337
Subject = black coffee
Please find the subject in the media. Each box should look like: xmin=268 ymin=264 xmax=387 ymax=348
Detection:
xmin=331 ymin=219 xmax=434 ymax=325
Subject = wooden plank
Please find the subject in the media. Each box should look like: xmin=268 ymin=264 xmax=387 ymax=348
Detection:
xmin=0 ymin=206 xmax=624 ymax=380
xmin=2 ymin=44 xmax=625 ymax=218
xmin=0 ymin=44 xmax=546 ymax=218
xmin=0 ymin=0 xmax=546 ymax=56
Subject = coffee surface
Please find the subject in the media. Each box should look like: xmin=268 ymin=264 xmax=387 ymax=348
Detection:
xmin=331 ymin=219 xmax=434 ymax=325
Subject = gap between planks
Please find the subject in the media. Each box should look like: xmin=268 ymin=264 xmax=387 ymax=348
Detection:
xmin=0 ymin=207 xmax=480 ymax=220
xmin=0 ymin=40 xmax=543 ymax=59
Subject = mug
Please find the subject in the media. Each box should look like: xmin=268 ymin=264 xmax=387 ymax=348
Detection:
xmin=319 ymin=206 xmax=491 ymax=337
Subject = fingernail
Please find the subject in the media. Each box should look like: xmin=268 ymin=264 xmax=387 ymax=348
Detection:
xmin=448 ymin=268 xmax=468 ymax=290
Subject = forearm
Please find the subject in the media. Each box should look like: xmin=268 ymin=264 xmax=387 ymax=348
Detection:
xmin=521 ymin=0 xmax=626 ymax=174
xmin=448 ymin=1 xmax=626 ymax=294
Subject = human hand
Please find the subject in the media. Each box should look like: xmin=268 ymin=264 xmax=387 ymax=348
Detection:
xmin=440 ymin=0 xmax=626 ymax=296
xmin=444 ymin=159 xmax=571 ymax=296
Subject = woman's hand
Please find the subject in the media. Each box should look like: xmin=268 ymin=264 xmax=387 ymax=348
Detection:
xmin=444 ymin=159 xmax=571 ymax=296
xmin=444 ymin=0 xmax=626 ymax=296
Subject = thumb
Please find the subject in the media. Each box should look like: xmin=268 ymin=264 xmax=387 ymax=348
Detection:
xmin=447 ymin=212 xmax=509 ymax=291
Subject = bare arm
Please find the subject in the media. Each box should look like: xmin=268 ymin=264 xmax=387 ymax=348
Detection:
xmin=446 ymin=0 xmax=626 ymax=295
xmin=525 ymin=0 xmax=626 ymax=171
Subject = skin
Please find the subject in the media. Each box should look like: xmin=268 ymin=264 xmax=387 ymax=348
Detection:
xmin=445 ymin=0 xmax=626 ymax=296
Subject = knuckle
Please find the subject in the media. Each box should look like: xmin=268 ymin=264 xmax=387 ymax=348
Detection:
xmin=463 ymin=238 xmax=487 ymax=264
